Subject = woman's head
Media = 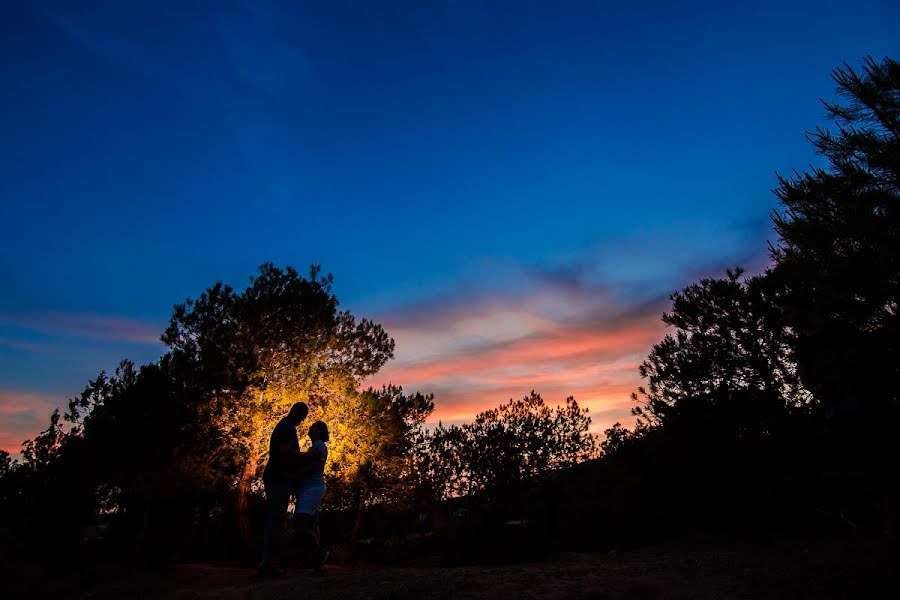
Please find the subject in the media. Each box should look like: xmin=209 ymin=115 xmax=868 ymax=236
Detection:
xmin=309 ymin=420 xmax=329 ymax=442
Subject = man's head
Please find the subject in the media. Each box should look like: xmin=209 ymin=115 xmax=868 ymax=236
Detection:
xmin=287 ymin=402 xmax=309 ymax=425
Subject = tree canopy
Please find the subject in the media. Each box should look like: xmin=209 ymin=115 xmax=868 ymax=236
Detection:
xmin=632 ymin=268 xmax=809 ymax=430
xmin=416 ymin=392 xmax=596 ymax=503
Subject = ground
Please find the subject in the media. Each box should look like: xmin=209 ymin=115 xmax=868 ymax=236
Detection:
xmin=9 ymin=531 xmax=896 ymax=599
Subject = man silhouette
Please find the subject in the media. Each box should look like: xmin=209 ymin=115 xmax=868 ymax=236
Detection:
xmin=258 ymin=401 xmax=320 ymax=576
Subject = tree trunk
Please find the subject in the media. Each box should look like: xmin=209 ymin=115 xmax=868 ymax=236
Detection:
xmin=236 ymin=447 xmax=260 ymax=562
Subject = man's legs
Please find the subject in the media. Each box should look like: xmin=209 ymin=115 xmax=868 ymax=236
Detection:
xmin=260 ymin=478 xmax=292 ymax=570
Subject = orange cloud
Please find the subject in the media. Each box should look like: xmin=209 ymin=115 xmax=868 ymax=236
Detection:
xmin=426 ymin=383 xmax=640 ymax=434
xmin=367 ymin=286 xmax=669 ymax=434
xmin=384 ymin=320 xmax=659 ymax=383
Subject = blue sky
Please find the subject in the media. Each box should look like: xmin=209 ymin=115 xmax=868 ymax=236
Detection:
xmin=2 ymin=1 xmax=898 ymax=451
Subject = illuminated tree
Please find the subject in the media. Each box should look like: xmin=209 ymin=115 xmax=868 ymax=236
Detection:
xmin=162 ymin=263 xmax=395 ymax=549
xmin=314 ymin=384 xmax=434 ymax=509
xmin=300 ymin=384 xmax=434 ymax=542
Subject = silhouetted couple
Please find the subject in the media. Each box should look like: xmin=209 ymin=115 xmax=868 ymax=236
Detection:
xmin=258 ymin=401 xmax=330 ymax=576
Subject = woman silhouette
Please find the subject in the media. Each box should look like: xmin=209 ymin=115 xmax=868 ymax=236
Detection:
xmin=293 ymin=420 xmax=330 ymax=568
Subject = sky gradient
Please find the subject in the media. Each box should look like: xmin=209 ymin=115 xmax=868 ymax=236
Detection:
xmin=2 ymin=1 xmax=899 ymax=453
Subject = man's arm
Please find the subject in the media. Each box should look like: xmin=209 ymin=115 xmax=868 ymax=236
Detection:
xmin=278 ymin=441 xmax=304 ymax=461
xmin=279 ymin=443 xmax=325 ymax=467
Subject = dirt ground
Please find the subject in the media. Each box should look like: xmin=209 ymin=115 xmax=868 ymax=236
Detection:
xmin=9 ymin=531 xmax=897 ymax=599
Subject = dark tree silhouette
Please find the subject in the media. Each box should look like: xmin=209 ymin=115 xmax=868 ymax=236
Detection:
xmin=60 ymin=359 xmax=234 ymax=559
xmin=0 ymin=451 xmax=11 ymax=477
xmin=602 ymin=57 xmax=900 ymax=536
xmin=632 ymin=268 xmax=809 ymax=430
xmin=771 ymin=56 xmax=899 ymax=418
xmin=418 ymin=393 xmax=596 ymax=502
xmin=599 ymin=421 xmax=635 ymax=456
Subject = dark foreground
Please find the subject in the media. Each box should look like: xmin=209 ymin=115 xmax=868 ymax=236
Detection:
xmin=10 ymin=531 xmax=897 ymax=599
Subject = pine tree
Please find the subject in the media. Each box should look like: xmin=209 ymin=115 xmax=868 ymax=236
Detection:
xmin=771 ymin=56 xmax=899 ymax=416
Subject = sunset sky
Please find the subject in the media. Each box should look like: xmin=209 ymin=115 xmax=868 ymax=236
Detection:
xmin=2 ymin=1 xmax=898 ymax=453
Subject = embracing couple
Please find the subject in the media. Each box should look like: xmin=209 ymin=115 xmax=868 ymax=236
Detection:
xmin=258 ymin=401 xmax=330 ymax=576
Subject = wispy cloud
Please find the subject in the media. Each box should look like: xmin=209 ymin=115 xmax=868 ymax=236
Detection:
xmin=0 ymin=336 xmax=47 ymax=353
xmin=0 ymin=311 xmax=163 ymax=345
xmin=0 ymin=310 xmax=164 ymax=453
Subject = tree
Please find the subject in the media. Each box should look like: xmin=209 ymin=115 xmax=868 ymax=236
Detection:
xmin=58 ymin=357 xmax=237 ymax=557
xmin=598 ymin=270 xmax=820 ymax=534
xmin=632 ymin=269 xmax=809 ymax=429
xmin=0 ymin=451 xmax=11 ymax=478
xmin=309 ymin=385 xmax=434 ymax=543
xmin=771 ymin=56 xmax=899 ymax=417
xmin=161 ymin=263 xmax=395 ymax=551
xmin=599 ymin=422 xmax=637 ymax=456
xmin=20 ymin=408 xmax=65 ymax=472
